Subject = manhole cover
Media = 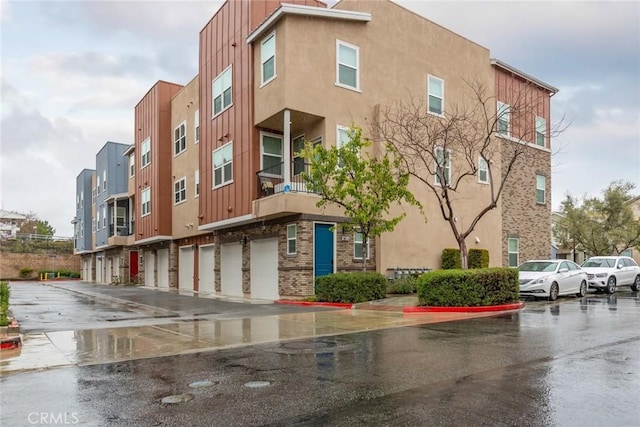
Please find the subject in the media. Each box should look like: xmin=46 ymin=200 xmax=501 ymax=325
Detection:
xmin=243 ymin=381 xmax=272 ymax=388
xmin=188 ymin=380 xmax=217 ymax=389
xmin=161 ymin=394 xmax=194 ymax=404
xmin=267 ymin=340 xmax=358 ymax=355
xmin=282 ymin=341 xmax=334 ymax=350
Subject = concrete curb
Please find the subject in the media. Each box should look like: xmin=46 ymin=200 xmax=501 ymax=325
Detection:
xmin=275 ymin=300 xmax=354 ymax=309
xmin=403 ymin=301 xmax=525 ymax=313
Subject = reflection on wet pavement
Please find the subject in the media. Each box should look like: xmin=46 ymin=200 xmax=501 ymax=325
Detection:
xmin=1 ymin=309 xmax=499 ymax=373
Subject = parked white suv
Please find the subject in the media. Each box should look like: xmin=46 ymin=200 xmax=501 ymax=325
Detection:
xmin=581 ymin=256 xmax=640 ymax=294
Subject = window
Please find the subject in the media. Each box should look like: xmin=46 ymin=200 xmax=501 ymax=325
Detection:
xmin=174 ymin=121 xmax=186 ymax=155
xmin=536 ymin=117 xmax=546 ymax=147
xmin=174 ymin=177 xmax=186 ymax=204
xmin=261 ymin=32 xmax=276 ymax=85
xmin=76 ymin=194 xmax=80 ymax=209
xmin=336 ymin=40 xmax=359 ymax=90
xmin=428 ymin=75 xmax=444 ymax=115
xmin=213 ymin=142 xmax=233 ymax=187
xmin=96 ymin=209 xmax=100 ymax=230
xmin=508 ymin=238 xmax=519 ymax=267
xmin=536 ymin=174 xmax=546 ymax=204
xmin=129 ymin=154 xmax=135 ymax=177
xmin=497 ymin=102 xmax=510 ymax=135
xmin=80 ymin=191 xmax=84 ymax=208
xmin=354 ymin=230 xmax=370 ymax=259
xmin=212 ymin=66 xmax=232 ymax=116
xmin=287 ymin=224 xmax=296 ymax=255
xmin=141 ymin=188 xmax=151 ymax=216
xmin=337 ymin=126 xmax=351 ymax=168
xmin=96 ymin=175 xmax=101 ymax=195
xmin=194 ymin=110 xmax=200 ymax=144
xmin=478 ymin=157 xmax=488 ymax=184
xmin=195 ymin=170 xmax=200 ymax=197
xmin=434 ymin=147 xmax=451 ymax=186
xmin=92 ymin=188 xmax=96 ymax=205
xmin=621 ymin=249 xmax=632 ymax=258
xmin=261 ymin=132 xmax=283 ymax=176
xmin=103 ymin=170 xmax=106 ymax=191
xmin=102 ymin=206 xmax=106 ymax=227
xmin=293 ymin=135 xmax=306 ymax=176
xmin=80 ymin=222 xmax=84 ymax=238
xmin=141 ymin=137 xmax=151 ymax=167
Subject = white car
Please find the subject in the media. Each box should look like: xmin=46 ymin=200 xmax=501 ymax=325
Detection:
xmin=581 ymin=256 xmax=640 ymax=294
xmin=518 ymin=260 xmax=588 ymax=301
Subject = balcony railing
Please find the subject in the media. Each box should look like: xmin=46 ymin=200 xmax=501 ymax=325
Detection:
xmin=109 ymin=224 xmax=130 ymax=237
xmin=256 ymin=161 xmax=318 ymax=199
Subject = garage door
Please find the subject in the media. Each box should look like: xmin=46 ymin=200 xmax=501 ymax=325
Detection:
xmin=250 ymin=238 xmax=279 ymax=300
xmin=179 ymin=246 xmax=195 ymax=292
xmin=157 ymin=249 xmax=169 ymax=289
xmin=199 ymin=244 xmax=215 ymax=294
xmin=144 ymin=251 xmax=155 ymax=287
xmin=220 ymin=243 xmax=243 ymax=297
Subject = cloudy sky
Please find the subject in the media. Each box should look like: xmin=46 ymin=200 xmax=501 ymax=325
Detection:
xmin=1 ymin=0 xmax=638 ymax=237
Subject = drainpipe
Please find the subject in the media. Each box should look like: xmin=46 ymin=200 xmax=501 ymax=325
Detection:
xmin=283 ymin=109 xmax=291 ymax=189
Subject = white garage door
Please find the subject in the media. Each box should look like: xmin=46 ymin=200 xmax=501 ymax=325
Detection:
xmin=179 ymin=246 xmax=195 ymax=292
xmin=157 ymin=249 xmax=169 ymax=289
xmin=144 ymin=252 xmax=155 ymax=287
xmin=220 ymin=243 xmax=243 ymax=297
xmin=96 ymin=257 xmax=104 ymax=283
xmin=250 ymin=238 xmax=279 ymax=300
xmin=199 ymin=244 xmax=215 ymax=294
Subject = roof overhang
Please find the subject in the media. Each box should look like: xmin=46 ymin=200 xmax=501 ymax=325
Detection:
xmin=491 ymin=59 xmax=559 ymax=95
xmin=199 ymin=214 xmax=255 ymax=231
xmin=247 ymin=3 xmax=371 ymax=44
xmin=105 ymin=193 xmax=129 ymax=203
xmin=123 ymin=144 xmax=135 ymax=156
xmin=135 ymin=235 xmax=173 ymax=245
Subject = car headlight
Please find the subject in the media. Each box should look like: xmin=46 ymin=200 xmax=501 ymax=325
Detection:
xmin=595 ymin=273 xmax=608 ymax=278
xmin=532 ymin=277 xmax=548 ymax=284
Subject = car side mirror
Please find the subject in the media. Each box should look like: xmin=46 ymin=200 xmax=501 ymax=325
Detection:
xmin=617 ymin=264 xmax=624 ymax=269
xmin=559 ymin=268 xmax=568 ymax=273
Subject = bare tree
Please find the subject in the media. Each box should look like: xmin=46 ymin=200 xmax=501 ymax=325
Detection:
xmin=372 ymin=80 xmax=566 ymax=269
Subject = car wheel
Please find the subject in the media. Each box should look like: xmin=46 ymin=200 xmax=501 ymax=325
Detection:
xmin=631 ymin=275 xmax=640 ymax=292
xmin=605 ymin=276 xmax=616 ymax=294
xmin=576 ymin=280 xmax=587 ymax=298
xmin=548 ymin=282 xmax=559 ymax=301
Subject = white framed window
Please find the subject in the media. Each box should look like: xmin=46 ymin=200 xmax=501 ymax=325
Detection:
xmin=102 ymin=206 xmax=106 ymax=227
xmin=354 ymin=230 xmax=370 ymax=259
xmin=80 ymin=221 xmax=84 ymax=238
xmin=141 ymin=187 xmax=151 ymax=217
xmin=261 ymin=32 xmax=276 ymax=85
xmin=434 ymin=146 xmax=451 ymax=186
xmin=428 ymin=75 xmax=444 ymax=115
xmin=336 ymin=40 xmax=359 ymax=91
xmin=194 ymin=110 xmax=200 ymax=144
xmin=508 ymin=237 xmax=519 ymax=267
xmin=96 ymin=208 xmax=100 ymax=230
xmin=92 ymin=188 xmax=96 ymax=205
xmin=80 ymin=191 xmax=84 ymax=208
xmin=76 ymin=194 xmax=80 ymax=209
xmin=478 ymin=157 xmax=489 ymax=184
xmin=535 ymin=116 xmax=546 ymax=147
xmin=103 ymin=170 xmax=107 ymax=190
xmin=212 ymin=65 xmax=232 ymax=117
xmin=141 ymin=137 xmax=151 ymax=167
xmin=213 ymin=142 xmax=233 ymax=188
xmin=287 ymin=224 xmax=296 ymax=255
xmin=536 ymin=174 xmax=546 ymax=204
xmin=195 ymin=170 xmax=200 ymax=197
xmin=292 ymin=134 xmax=306 ymax=176
xmin=621 ymin=249 xmax=632 ymax=257
xmin=174 ymin=121 xmax=186 ymax=155
xmin=497 ymin=102 xmax=510 ymax=135
xmin=174 ymin=177 xmax=186 ymax=204
xmin=337 ymin=126 xmax=350 ymax=149
xmin=129 ymin=154 xmax=135 ymax=177
xmin=96 ymin=175 xmax=101 ymax=195
xmin=261 ymin=132 xmax=283 ymax=176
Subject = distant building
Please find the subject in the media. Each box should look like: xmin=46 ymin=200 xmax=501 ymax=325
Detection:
xmin=0 ymin=210 xmax=28 ymax=239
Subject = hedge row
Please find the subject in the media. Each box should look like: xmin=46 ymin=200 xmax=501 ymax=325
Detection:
xmin=0 ymin=282 xmax=9 ymax=327
xmin=441 ymin=248 xmax=490 ymax=269
xmin=315 ymin=272 xmax=387 ymax=303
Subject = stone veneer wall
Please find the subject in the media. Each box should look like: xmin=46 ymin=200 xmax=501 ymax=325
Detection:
xmin=139 ymin=241 xmax=178 ymax=288
xmin=214 ymin=216 xmax=377 ymax=298
xmin=501 ymin=140 xmax=552 ymax=265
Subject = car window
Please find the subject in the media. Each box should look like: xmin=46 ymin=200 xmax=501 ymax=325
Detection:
xmin=566 ymin=261 xmax=579 ymax=271
xmin=559 ymin=261 xmax=569 ymax=271
xmin=519 ymin=262 xmax=557 ymax=272
xmin=582 ymin=258 xmax=615 ymax=268
xmin=623 ymin=258 xmax=636 ymax=267
xmin=627 ymin=258 xmax=639 ymax=267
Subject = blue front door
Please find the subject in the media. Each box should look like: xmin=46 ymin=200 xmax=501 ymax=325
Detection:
xmin=314 ymin=223 xmax=334 ymax=279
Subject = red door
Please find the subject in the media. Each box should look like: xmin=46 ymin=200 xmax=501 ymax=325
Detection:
xmin=129 ymin=250 xmax=139 ymax=281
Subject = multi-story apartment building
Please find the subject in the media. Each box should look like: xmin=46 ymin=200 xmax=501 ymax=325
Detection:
xmin=74 ymin=0 xmax=558 ymax=301
xmin=73 ymin=169 xmax=95 ymax=279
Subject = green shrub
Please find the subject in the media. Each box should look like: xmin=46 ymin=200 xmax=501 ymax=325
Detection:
xmin=315 ymin=272 xmax=387 ymax=303
xmin=0 ymin=282 xmax=9 ymax=327
xmin=417 ymin=268 xmax=519 ymax=307
xmin=441 ymin=248 xmax=461 ymax=269
xmin=468 ymin=249 xmax=490 ymax=269
xmin=387 ymin=276 xmax=417 ymax=294
xmin=19 ymin=267 xmax=34 ymax=279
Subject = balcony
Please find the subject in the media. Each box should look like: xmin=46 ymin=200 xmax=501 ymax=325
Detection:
xmin=107 ymin=223 xmax=130 ymax=246
xmin=253 ymin=161 xmax=343 ymax=219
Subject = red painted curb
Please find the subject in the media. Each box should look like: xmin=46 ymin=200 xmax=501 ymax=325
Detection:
xmin=403 ymin=301 xmax=525 ymax=313
xmin=276 ymin=300 xmax=354 ymax=309
xmin=0 ymin=336 xmax=22 ymax=350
